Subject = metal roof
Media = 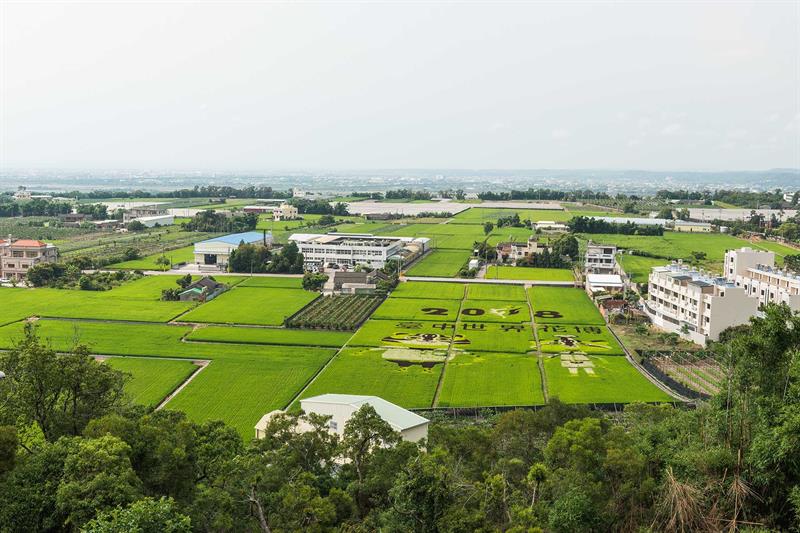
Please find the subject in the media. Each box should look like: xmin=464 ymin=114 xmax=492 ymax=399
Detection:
xmin=301 ymin=394 xmax=429 ymax=431
xmin=199 ymin=231 xmax=269 ymax=246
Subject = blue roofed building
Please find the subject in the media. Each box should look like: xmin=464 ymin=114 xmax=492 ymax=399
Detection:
xmin=193 ymin=231 xmax=272 ymax=270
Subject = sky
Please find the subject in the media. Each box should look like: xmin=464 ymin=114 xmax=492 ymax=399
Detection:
xmin=1 ymin=1 xmax=798 ymax=171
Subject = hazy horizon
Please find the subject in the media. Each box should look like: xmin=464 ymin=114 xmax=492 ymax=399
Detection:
xmin=2 ymin=2 xmax=799 ymax=171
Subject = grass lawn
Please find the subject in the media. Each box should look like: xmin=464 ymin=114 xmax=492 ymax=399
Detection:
xmin=186 ymin=325 xmax=351 ymax=348
xmin=749 ymin=240 xmax=799 ymax=265
xmin=105 ymin=357 xmax=197 ymax=407
xmin=180 ymin=287 xmax=318 ymax=326
xmin=237 ymin=276 xmax=304 ymax=289
xmin=617 ymin=255 xmax=667 ymax=284
xmin=405 ymin=250 xmax=472 ymax=277
xmin=437 ymin=352 xmax=544 ymax=407
xmin=528 ymin=287 xmax=605 ymax=325
xmin=296 ymin=347 xmax=442 ymax=409
xmin=536 ymin=324 xmax=625 ymax=355
xmin=460 ymin=299 xmax=531 ymax=323
xmin=543 ymin=355 xmax=672 ymax=403
xmin=391 ymin=281 xmax=466 ymax=300
xmin=372 ymin=298 xmax=462 ymax=322
xmin=451 ymin=207 xmax=618 ymax=224
xmin=108 ymin=245 xmax=196 ymax=270
xmin=485 ymin=266 xmax=574 ymax=282
xmin=465 ymin=283 xmax=527 ymax=301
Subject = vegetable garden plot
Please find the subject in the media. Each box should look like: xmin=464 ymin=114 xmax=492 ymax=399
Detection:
xmin=286 ymin=295 xmax=383 ymax=330
xmin=459 ymin=299 xmax=531 ymax=323
xmin=104 ymin=357 xmax=198 ymax=407
xmin=543 ymin=354 xmax=672 ymax=404
xmin=465 ymin=284 xmax=527 ymax=301
xmin=536 ymin=324 xmax=624 ymax=355
xmin=437 ymin=352 xmax=544 ymax=407
xmin=391 ymin=281 xmax=466 ymax=300
xmin=527 ymin=287 xmax=605 ymax=325
xmin=180 ymin=287 xmax=318 ymax=326
xmin=372 ymin=298 xmax=462 ymax=322
xmin=297 ymin=347 xmax=442 ymax=409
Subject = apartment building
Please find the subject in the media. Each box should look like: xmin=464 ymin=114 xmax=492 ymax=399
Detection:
xmin=644 ymin=263 xmax=757 ymax=346
xmin=724 ymin=247 xmax=800 ymax=311
xmin=289 ymin=233 xmax=429 ymax=270
xmin=0 ymin=236 xmax=58 ymax=281
xmin=584 ymin=243 xmax=618 ymax=275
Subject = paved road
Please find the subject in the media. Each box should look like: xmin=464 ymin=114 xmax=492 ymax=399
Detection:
xmin=85 ymin=269 xmax=304 ymax=278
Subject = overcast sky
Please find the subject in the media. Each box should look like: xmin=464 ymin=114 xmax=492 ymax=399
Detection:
xmin=1 ymin=2 xmax=798 ymax=171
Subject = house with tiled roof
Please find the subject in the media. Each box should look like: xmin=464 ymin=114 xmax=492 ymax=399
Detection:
xmin=0 ymin=235 xmax=58 ymax=281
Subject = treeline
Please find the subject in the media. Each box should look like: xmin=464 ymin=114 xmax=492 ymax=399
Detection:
xmin=568 ymin=216 xmax=664 ymax=235
xmin=289 ymin=198 xmax=349 ymax=216
xmin=0 ymin=198 xmax=72 ymax=217
xmin=1 ymin=305 xmax=799 ymax=531
xmin=228 ymin=241 xmax=304 ymax=274
xmin=479 ymin=188 xmax=613 ymax=201
xmin=384 ymin=189 xmax=433 ymax=200
xmin=56 ymin=185 xmax=288 ymax=200
xmin=182 ymin=211 xmax=258 ymax=233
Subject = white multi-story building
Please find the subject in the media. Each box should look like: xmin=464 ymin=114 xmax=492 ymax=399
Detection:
xmin=724 ymin=247 xmax=800 ymax=311
xmin=289 ymin=233 xmax=429 ymax=270
xmin=644 ymin=263 xmax=757 ymax=346
xmin=585 ymin=243 xmax=618 ymax=275
xmin=272 ymin=203 xmax=299 ymax=221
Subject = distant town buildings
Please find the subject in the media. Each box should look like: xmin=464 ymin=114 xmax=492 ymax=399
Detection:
xmin=122 ymin=204 xmax=169 ymax=223
xmin=193 ymin=231 xmax=273 ymax=270
xmin=289 ymin=233 xmax=429 ymax=270
xmin=0 ymin=236 xmax=58 ymax=281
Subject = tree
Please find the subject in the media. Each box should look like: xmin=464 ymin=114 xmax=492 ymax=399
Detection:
xmin=127 ymin=220 xmax=146 ymax=232
xmin=385 ymin=454 xmax=452 ymax=531
xmin=155 ymin=255 xmax=171 ymax=271
xmin=83 ymin=497 xmax=191 ymax=533
xmin=785 ymin=254 xmax=800 ymax=273
xmin=0 ymin=324 xmax=128 ymax=441
xmin=657 ymin=207 xmax=674 ymax=219
xmin=483 ymin=221 xmax=495 ymax=235
xmin=318 ymin=214 xmax=336 ymax=226
xmin=56 ymin=435 xmax=143 ymax=528
xmin=552 ymin=234 xmax=579 ymax=261
xmin=228 ymin=243 xmax=271 ymax=273
xmin=302 ymin=272 xmax=328 ymax=291
xmin=0 ymin=426 xmax=16 ymax=475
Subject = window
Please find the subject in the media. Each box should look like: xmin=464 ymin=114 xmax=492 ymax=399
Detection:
xmin=329 ymin=421 xmax=338 ymax=431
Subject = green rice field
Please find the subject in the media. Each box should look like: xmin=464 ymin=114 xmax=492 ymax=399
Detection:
xmin=104 ymin=357 xmax=198 ymax=407
xmin=405 ymin=250 xmax=472 ymax=277
xmin=185 ymin=325 xmax=352 ymax=348
xmin=528 ymin=287 xmax=605 ymax=325
xmin=543 ymin=355 xmax=672 ymax=403
xmin=459 ymin=299 xmax=531 ymax=323
xmin=465 ymin=283 xmax=527 ymax=301
xmin=372 ymin=297 xmax=462 ymax=322
xmin=485 ymin=266 xmax=574 ymax=281
xmin=179 ymin=286 xmax=318 ymax=326
xmin=108 ymin=245 xmax=196 ymax=270
xmin=295 ymin=347 xmax=442 ymax=409
xmin=437 ymin=352 xmax=544 ymax=407
xmin=391 ymin=281 xmax=466 ymax=300
xmin=536 ymin=324 xmax=625 ymax=355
